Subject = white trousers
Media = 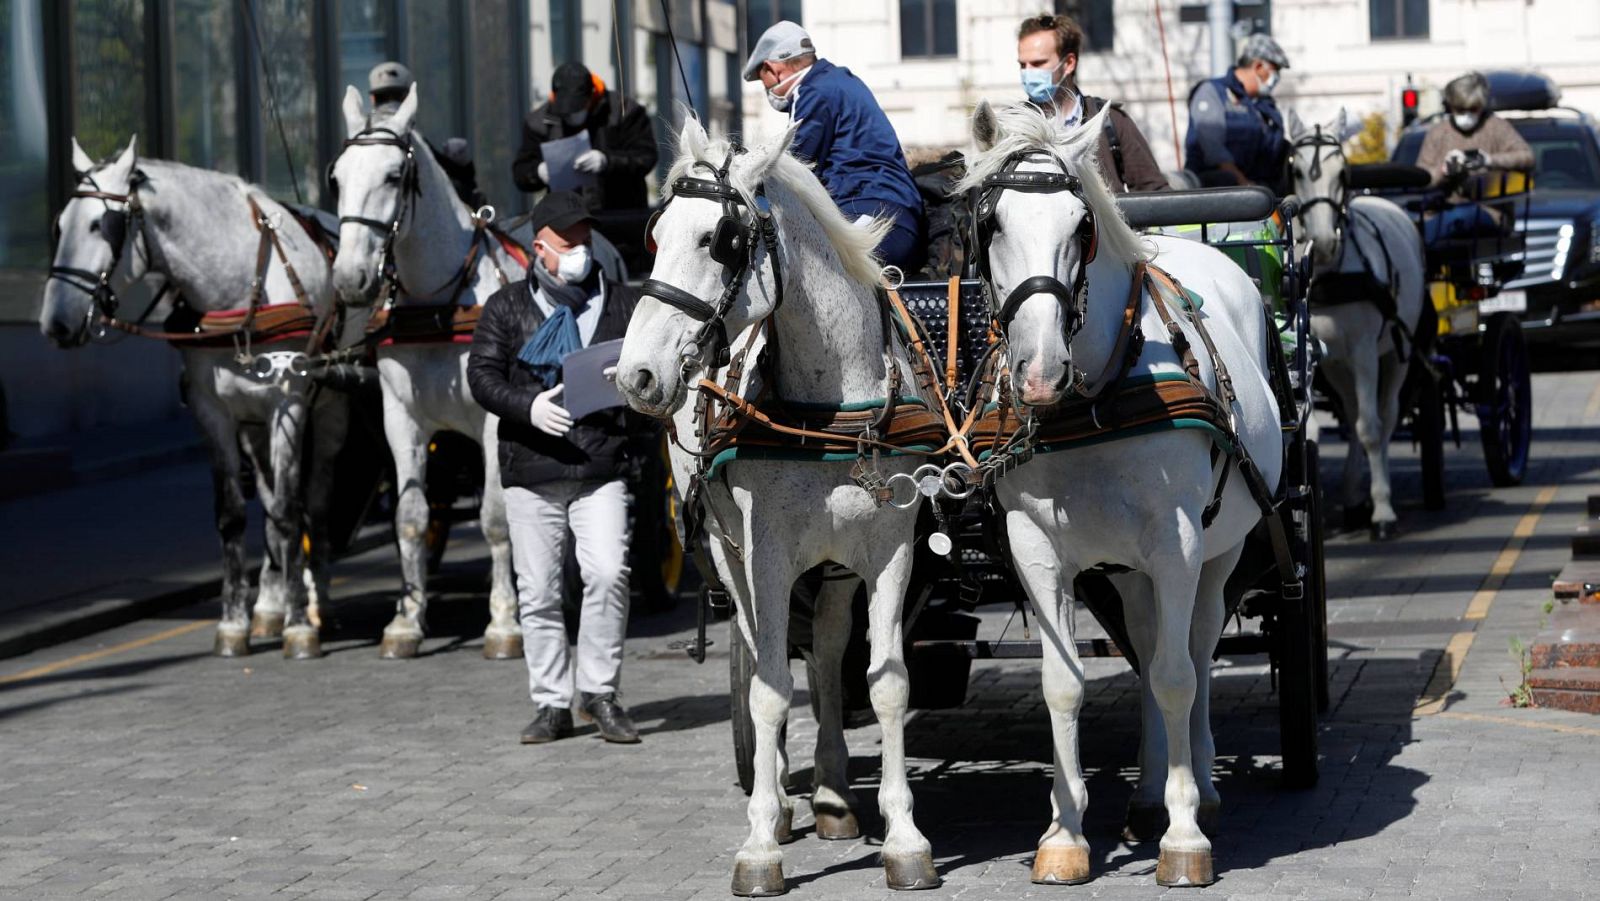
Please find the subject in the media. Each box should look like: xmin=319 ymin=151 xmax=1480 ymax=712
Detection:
xmin=504 ymin=479 xmax=632 ymax=709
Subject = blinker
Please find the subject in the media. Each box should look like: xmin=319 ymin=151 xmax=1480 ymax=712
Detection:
xmin=644 ymin=208 xmax=663 ymax=255
xmin=100 ymin=209 xmax=128 ymax=254
xmin=710 ymin=216 xmax=750 ymax=269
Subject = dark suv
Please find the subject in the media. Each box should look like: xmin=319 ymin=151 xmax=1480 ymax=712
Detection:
xmin=1393 ymin=72 xmax=1600 ymax=351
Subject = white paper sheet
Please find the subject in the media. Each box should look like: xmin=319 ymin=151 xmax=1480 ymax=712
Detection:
xmin=541 ymin=131 xmax=597 ymax=193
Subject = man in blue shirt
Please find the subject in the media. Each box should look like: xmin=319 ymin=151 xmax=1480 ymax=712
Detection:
xmin=743 ymin=21 xmax=927 ymax=273
xmin=1184 ymin=34 xmax=1291 ymax=192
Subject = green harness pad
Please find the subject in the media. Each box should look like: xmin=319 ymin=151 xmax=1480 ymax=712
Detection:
xmin=979 ymin=372 xmax=1236 ymax=458
xmin=701 ymin=395 xmax=936 ymax=481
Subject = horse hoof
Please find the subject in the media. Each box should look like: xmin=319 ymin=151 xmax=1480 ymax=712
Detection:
xmin=481 ymin=630 xmax=523 ymax=660
xmin=1155 ymin=848 xmax=1215 ymax=887
xmin=379 ymin=631 xmax=422 ymax=659
xmin=730 ymin=860 xmax=786 ymax=897
xmin=213 ymin=629 xmax=250 ymax=658
xmin=775 ymin=806 xmax=795 ymax=845
xmin=1122 ymin=802 xmax=1167 ymax=842
xmin=813 ymin=806 xmax=861 ymax=841
xmin=282 ymin=626 xmax=322 ymax=660
xmin=1031 ymin=844 xmax=1091 ymax=885
xmin=1198 ymin=800 xmax=1221 ymax=837
xmin=249 ymin=610 xmax=285 ymax=639
xmin=883 ymin=851 xmax=940 ymax=890
xmin=1370 ymin=520 xmax=1397 ymax=542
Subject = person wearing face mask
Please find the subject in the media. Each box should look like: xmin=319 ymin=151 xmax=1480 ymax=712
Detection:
xmin=1412 ymin=72 xmax=1535 ymax=243
xmin=1184 ymin=33 xmax=1291 ymax=191
xmin=742 ymin=21 xmax=927 ymax=273
xmin=468 ymin=191 xmax=653 ymax=746
xmin=512 ymin=62 xmax=658 ymax=215
xmin=1015 ymin=14 xmax=1167 ymax=193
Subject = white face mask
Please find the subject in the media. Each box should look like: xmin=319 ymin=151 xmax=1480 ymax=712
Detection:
xmin=1258 ymin=67 xmax=1280 ymax=95
xmin=765 ymin=69 xmax=805 ymax=113
xmin=540 ymin=243 xmax=592 ymax=283
xmin=1453 ymin=112 xmax=1481 ymax=132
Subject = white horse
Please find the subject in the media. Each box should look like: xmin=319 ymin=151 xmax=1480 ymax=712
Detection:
xmin=40 ymin=136 xmax=345 ymax=659
xmin=960 ymin=102 xmax=1285 ymax=887
xmin=616 ymin=118 xmax=937 ymax=895
xmin=1291 ymin=111 xmax=1427 ymax=540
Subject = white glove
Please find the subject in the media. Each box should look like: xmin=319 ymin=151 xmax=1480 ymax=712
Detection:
xmin=529 ymin=384 xmax=573 ymax=436
xmin=574 ymin=149 xmax=608 ymax=174
xmin=537 ymin=161 xmax=550 ymax=183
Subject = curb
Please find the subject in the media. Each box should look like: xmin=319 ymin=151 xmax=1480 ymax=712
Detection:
xmin=0 ymin=578 xmax=219 ymax=662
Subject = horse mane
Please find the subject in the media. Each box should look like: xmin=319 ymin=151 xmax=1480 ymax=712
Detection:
xmin=666 ymin=132 xmax=890 ymax=289
xmin=955 ymin=104 xmax=1150 ymax=264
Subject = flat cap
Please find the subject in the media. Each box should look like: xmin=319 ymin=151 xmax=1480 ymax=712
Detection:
xmin=742 ymin=21 xmax=816 ymax=82
xmin=369 ymin=61 xmax=414 ymax=94
xmin=1237 ymin=33 xmax=1289 ymax=69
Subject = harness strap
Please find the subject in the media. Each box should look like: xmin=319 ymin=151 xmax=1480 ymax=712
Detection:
xmin=944 ymin=276 xmax=961 ymax=393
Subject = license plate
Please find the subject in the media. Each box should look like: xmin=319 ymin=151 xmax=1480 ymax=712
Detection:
xmin=1480 ymin=290 xmax=1527 ymax=314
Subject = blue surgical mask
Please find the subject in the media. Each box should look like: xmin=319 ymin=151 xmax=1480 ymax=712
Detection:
xmin=1021 ymin=67 xmax=1063 ymax=104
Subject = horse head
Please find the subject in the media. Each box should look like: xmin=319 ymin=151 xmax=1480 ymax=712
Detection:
xmin=963 ymin=100 xmax=1126 ymax=407
xmin=330 ymin=84 xmax=421 ymax=305
xmin=616 ymin=117 xmax=797 ymax=418
xmin=41 ymin=135 xmax=144 ymax=347
xmin=1290 ymin=108 xmax=1358 ymax=269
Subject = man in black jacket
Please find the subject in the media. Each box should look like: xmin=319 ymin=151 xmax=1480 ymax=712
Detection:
xmin=512 ymin=62 xmax=657 ymax=213
xmin=468 ymin=191 xmax=646 ymax=745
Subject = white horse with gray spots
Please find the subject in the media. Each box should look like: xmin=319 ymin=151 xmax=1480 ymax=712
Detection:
xmin=40 ymin=136 xmax=345 ymax=659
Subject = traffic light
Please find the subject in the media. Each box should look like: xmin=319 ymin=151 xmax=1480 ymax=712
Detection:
xmin=1401 ymin=83 xmax=1420 ymax=127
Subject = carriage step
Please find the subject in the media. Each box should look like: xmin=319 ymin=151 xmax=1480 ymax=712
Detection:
xmin=1526 ymin=667 xmax=1600 ymax=715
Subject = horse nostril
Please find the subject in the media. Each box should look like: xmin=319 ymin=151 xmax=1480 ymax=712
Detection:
xmin=633 ymin=367 xmax=656 ymax=395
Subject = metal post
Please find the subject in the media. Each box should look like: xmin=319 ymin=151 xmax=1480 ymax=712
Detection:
xmin=1208 ymin=0 xmax=1233 ymax=77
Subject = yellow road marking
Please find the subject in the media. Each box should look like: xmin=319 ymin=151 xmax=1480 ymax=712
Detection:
xmin=1439 ymin=709 xmax=1600 ymax=739
xmin=0 ymin=619 xmax=215 ymax=686
xmin=1416 ymin=484 xmax=1557 ymax=715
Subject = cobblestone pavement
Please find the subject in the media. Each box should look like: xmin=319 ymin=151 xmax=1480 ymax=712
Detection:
xmin=3 ymin=372 xmax=1599 ymax=900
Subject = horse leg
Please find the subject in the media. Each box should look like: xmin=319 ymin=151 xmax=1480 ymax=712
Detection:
xmin=1372 ymin=349 xmax=1407 ymax=539
xmin=1116 ymin=573 xmax=1168 ymax=843
xmin=806 ymin=574 xmax=862 ymax=841
xmin=303 ymin=389 xmax=350 ymax=632
xmin=1321 ymin=360 xmax=1369 ymax=526
xmin=861 ymin=542 xmax=937 ymax=890
xmin=729 ymin=542 xmax=799 ymax=896
xmin=267 ymin=393 xmax=318 ymax=659
xmin=379 ymin=393 xmax=431 ymax=659
xmin=1189 ymin=546 xmax=1242 ymax=837
xmin=478 ymin=412 xmax=522 ymax=660
xmin=195 ymin=398 xmax=251 ymax=657
xmin=1349 ymin=350 xmax=1398 ymax=540
xmin=1011 ymin=516 xmax=1090 ymax=884
xmin=238 ymin=423 xmax=286 ymax=640
xmin=1148 ymin=540 xmax=1213 ymax=887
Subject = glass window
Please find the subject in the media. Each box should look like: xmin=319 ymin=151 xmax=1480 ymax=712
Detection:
xmin=747 ymin=0 xmax=803 ymax=51
xmin=72 ymin=0 xmax=148 ymax=160
xmin=1 ymin=0 xmax=50 ymax=321
xmin=171 ymin=0 xmax=239 ymax=172
xmin=1371 ymin=0 xmax=1429 ymax=40
xmin=1055 ymin=0 xmax=1115 ymax=52
xmin=469 ymin=0 xmax=522 ymax=213
xmin=549 ymin=0 xmax=582 ymax=65
xmin=900 ymin=0 xmax=956 ymax=60
xmin=339 ymin=0 xmax=395 ymax=105
xmin=405 ymin=0 xmax=464 ymax=139
xmin=254 ymin=0 xmax=321 ymax=205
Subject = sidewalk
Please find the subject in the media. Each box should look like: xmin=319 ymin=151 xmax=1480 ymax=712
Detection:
xmin=0 ymin=419 xmax=233 ymax=658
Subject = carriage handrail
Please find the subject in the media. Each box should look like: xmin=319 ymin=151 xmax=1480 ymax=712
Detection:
xmin=1115 ymin=186 xmax=1278 ymax=229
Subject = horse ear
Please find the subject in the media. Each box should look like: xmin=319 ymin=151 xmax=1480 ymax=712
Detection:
xmin=676 ymin=113 xmax=709 ymax=160
xmin=1066 ymin=104 xmax=1110 ymax=167
xmin=342 ymin=86 xmax=366 ymax=138
xmin=744 ymin=121 xmax=798 ymax=181
xmin=971 ymin=100 xmax=998 ymax=151
xmin=1335 ymin=107 xmax=1361 ymax=142
xmin=70 ymin=137 xmax=94 ymax=177
xmin=106 ymin=135 xmax=138 ymax=182
xmin=390 ymin=83 xmax=419 ymax=133
xmin=1286 ymin=108 xmax=1307 ymax=142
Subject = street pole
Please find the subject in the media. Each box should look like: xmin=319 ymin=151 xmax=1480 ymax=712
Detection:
xmin=1209 ymin=0 xmax=1234 ymax=76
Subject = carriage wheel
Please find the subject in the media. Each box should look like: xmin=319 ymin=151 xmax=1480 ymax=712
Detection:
xmin=1477 ymin=313 xmax=1533 ymax=487
xmin=729 ymin=620 xmax=788 ymax=796
xmin=1413 ymin=357 xmax=1448 ymax=511
xmin=1278 ymin=440 xmax=1322 ymax=788
xmin=1302 ymin=441 xmax=1331 ymax=714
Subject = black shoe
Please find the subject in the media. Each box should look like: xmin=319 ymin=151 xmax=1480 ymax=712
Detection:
xmin=519 ymin=706 xmax=573 ymax=744
xmin=579 ymin=692 xmax=640 ymax=744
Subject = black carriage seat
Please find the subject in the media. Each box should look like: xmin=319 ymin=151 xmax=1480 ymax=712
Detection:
xmin=1345 ymin=163 xmax=1431 ymax=192
xmin=1114 ymin=186 xmax=1278 ymax=230
xmin=895 ymin=279 xmax=992 ymax=385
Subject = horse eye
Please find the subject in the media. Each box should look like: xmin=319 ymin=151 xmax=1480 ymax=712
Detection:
xmin=384 ymin=172 xmax=402 ymax=185
xmin=89 ymin=219 xmax=100 ymax=232
xmin=697 ymin=232 xmax=712 ymax=249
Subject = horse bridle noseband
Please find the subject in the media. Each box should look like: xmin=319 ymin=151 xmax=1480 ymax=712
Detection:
xmin=47 ymin=171 xmax=152 ymax=328
xmin=639 ymin=145 xmax=784 ymax=379
xmin=974 ymin=151 xmax=1099 ymax=337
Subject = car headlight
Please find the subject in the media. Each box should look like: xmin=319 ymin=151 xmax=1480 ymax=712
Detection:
xmin=1552 ymin=222 xmax=1574 ymax=281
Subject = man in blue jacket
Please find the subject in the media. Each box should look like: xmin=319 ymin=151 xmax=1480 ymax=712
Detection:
xmin=1183 ymin=33 xmax=1291 ymax=192
xmin=744 ymin=21 xmax=926 ymax=273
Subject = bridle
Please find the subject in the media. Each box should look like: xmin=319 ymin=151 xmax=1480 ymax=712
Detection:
xmin=639 ymin=145 xmax=784 ymax=381
xmin=1292 ymin=125 xmax=1349 ymax=229
xmin=973 ymin=150 xmax=1098 ymax=339
xmin=47 ymin=170 xmax=158 ymax=334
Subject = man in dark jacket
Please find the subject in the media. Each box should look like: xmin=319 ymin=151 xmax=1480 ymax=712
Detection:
xmin=468 ymin=191 xmax=647 ymax=745
xmin=1184 ymin=33 xmax=1291 ymax=191
xmin=512 ymin=62 xmax=657 ymax=213
xmin=1015 ymin=14 xmax=1168 ymax=193
xmin=744 ymin=22 xmax=927 ymax=272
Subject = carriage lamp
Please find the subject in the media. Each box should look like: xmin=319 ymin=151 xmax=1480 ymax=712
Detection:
xmin=1551 ymin=223 xmax=1575 ymax=281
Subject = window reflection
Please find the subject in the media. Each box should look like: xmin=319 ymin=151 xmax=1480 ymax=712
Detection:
xmin=470 ymin=0 xmax=521 ymax=214
xmin=254 ymin=0 xmax=319 ymax=205
xmin=405 ymin=0 xmax=463 ymax=140
xmin=172 ymin=0 xmax=239 ymax=171
xmin=2 ymin=0 xmax=50 ymax=316
xmin=73 ymin=0 xmax=147 ymax=159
